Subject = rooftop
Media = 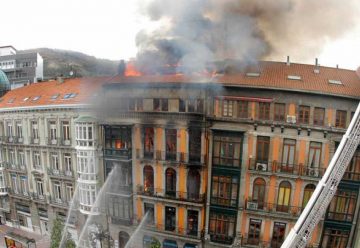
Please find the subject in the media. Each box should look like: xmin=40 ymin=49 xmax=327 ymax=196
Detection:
xmin=0 ymin=61 xmax=359 ymax=110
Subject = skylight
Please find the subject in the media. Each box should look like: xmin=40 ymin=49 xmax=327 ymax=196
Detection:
xmin=246 ymin=72 xmax=260 ymax=77
xmin=51 ymin=94 xmax=60 ymax=100
xmin=328 ymin=79 xmax=342 ymax=85
xmin=7 ymin=98 xmax=15 ymax=103
xmin=32 ymin=96 xmax=41 ymax=101
xmin=287 ymin=75 xmax=302 ymax=80
xmin=63 ymin=93 xmax=77 ymax=99
xmin=23 ymin=97 xmax=30 ymax=102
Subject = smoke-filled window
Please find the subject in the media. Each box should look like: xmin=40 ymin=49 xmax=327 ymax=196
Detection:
xmin=143 ymin=127 xmax=154 ymax=158
xmin=165 ymin=129 xmax=177 ymax=161
xmin=179 ymin=99 xmax=186 ymax=112
xmin=161 ymin=99 xmax=168 ymax=111
xmin=153 ymin=99 xmax=160 ymax=111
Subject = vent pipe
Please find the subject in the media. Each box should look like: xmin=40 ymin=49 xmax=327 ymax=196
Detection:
xmin=314 ymin=58 xmax=320 ymax=74
xmin=286 ymin=56 xmax=290 ymax=66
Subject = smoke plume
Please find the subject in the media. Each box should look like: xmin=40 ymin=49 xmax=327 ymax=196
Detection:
xmin=135 ymin=0 xmax=359 ymax=73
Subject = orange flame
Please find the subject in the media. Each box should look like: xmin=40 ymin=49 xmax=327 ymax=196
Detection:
xmin=125 ymin=61 xmax=142 ymax=76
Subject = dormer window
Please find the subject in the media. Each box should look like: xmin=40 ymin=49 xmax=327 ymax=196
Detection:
xmin=328 ymin=79 xmax=342 ymax=85
xmin=246 ymin=72 xmax=260 ymax=77
xmin=287 ymin=75 xmax=302 ymax=80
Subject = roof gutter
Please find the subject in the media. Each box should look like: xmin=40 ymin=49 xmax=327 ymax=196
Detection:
xmin=0 ymin=103 xmax=90 ymax=112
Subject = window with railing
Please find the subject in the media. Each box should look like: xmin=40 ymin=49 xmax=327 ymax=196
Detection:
xmin=211 ymin=174 xmax=239 ymax=207
xmin=274 ymin=103 xmax=285 ymax=121
xmin=31 ymin=120 xmax=39 ymax=140
xmin=105 ymin=126 xmax=132 ymax=157
xmin=187 ymin=169 xmax=200 ymax=200
xmin=213 ymin=133 xmax=242 ymax=167
xmin=36 ymin=180 xmax=44 ymax=196
xmin=50 ymin=153 xmax=60 ymax=171
xmin=53 ymin=182 xmax=62 ymax=201
xmin=209 ymin=212 xmax=235 ymax=244
xmin=247 ymin=219 xmax=262 ymax=245
xmin=308 ymin=142 xmax=322 ymax=169
xmin=189 ymin=129 xmax=201 ymax=163
xmin=165 ymin=129 xmax=177 ymax=160
xmin=256 ymin=136 xmax=270 ymax=164
xmin=143 ymin=127 xmax=154 ymax=158
xmin=327 ymin=189 xmax=357 ymax=222
xmin=61 ymin=121 xmax=70 ymax=143
xmin=258 ymin=102 xmax=270 ymax=120
xmin=165 ymin=206 xmax=176 ymax=231
xmin=321 ymin=228 xmax=349 ymax=248
xmin=280 ymin=139 xmax=296 ymax=172
xmin=313 ymin=107 xmax=325 ymax=126
xmin=165 ymin=168 xmax=176 ymax=197
xmin=276 ymin=181 xmax=291 ymax=212
xmin=187 ymin=210 xmax=199 ymax=236
xmin=252 ymin=178 xmax=266 ymax=209
xmin=33 ymin=151 xmax=41 ymax=170
xmin=335 ymin=110 xmax=347 ymax=128
xmin=143 ymin=165 xmax=154 ymax=194
xmin=49 ymin=120 xmax=57 ymax=141
xmin=64 ymin=153 xmax=72 ymax=174
xmin=298 ymin=105 xmax=310 ymax=124
xmin=6 ymin=121 xmax=13 ymax=137
xmin=179 ymin=99 xmax=186 ymax=112
xmin=16 ymin=121 xmax=23 ymax=139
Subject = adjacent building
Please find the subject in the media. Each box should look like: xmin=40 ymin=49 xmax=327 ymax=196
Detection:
xmin=0 ymin=46 xmax=43 ymax=89
xmin=0 ymin=61 xmax=359 ymax=248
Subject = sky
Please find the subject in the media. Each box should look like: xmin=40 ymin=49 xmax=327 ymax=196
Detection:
xmin=1 ymin=0 xmax=359 ymax=70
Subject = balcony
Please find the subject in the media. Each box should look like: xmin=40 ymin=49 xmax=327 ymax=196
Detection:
xmin=60 ymin=138 xmax=72 ymax=146
xmin=104 ymin=148 xmax=132 ymax=160
xmin=3 ymin=136 xmax=15 ymax=144
xmin=240 ymin=235 xmax=270 ymax=247
xmin=136 ymin=185 xmax=205 ymax=203
xmin=8 ymin=188 xmax=31 ymax=200
xmin=248 ymin=159 xmax=325 ymax=179
xmin=342 ymin=171 xmax=360 ymax=182
xmin=47 ymin=168 xmax=75 ymax=180
xmin=47 ymin=137 xmax=58 ymax=146
xmin=31 ymin=192 xmax=47 ymax=203
xmin=145 ymin=223 xmax=204 ymax=240
xmin=209 ymin=232 xmax=234 ymax=245
xmin=245 ymin=199 xmax=302 ymax=218
xmin=29 ymin=136 xmax=40 ymax=145
xmin=213 ymin=156 xmax=241 ymax=168
xmin=326 ymin=211 xmax=354 ymax=223
xmin=6 ymin=163 xmax=27 ymax=173
xmin=14 ymin=136 xmax=24 ymax=144
xmin=49 ymin=196 xmax=70 ymax=209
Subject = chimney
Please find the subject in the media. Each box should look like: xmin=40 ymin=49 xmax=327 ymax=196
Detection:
xmin=314 ymin=58 xmax=320 ymax=74
xmin=286 ymin=56 xmax=290 ymax=66
xmin=118 ymin=60 xmax=126 ymax=76
xmin=336 ymin=64 xmax=339 ymax=69
xmin=57 ymin=76 xmax=64 ymax=84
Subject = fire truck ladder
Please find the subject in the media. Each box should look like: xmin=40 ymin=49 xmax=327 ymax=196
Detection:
xmin=281 ymin=102 xmax=360 ymax=248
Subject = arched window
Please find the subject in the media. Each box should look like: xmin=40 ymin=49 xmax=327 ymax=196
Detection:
xmin=187 ymin=169 xmax=200 ymax=200
xmin=302 ymin=184 xmax=316 ymax=208
xmin=118 ymin=231 xmax=130 ymax=248
xmin=143 ymin=166 xmax=154 ymax=194
xmin=252 ymin=178 xmax=266 ymax=209
xmin=165 ymin=168 xmax=176 ymax=197
xmin=277 ymin=181 xmax=291 ymax=212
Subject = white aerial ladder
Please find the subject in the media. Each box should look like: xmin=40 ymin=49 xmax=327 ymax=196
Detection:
xmin=281 ymin=102 xmax=360 ymax=248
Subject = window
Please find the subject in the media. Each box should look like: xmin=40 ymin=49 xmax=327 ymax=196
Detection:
xmin=11 ymin=174 xmax=18 ymax=193
xmin=321 ymin=228 xmax=349 ymax=248
xmin=16 ymin=122 xmax=23 ymax=138
xmin=179 ymin=99 xmax=186 ymax=112
xmin=129 ymin=99 xmax=135 ymax=111
xmin=274 ymin=103 xmax=285 ymax=121
xmin=64 ymin=153 xmax=72 ymax=173
xmin=54 ymin=182 xmax=62 ymax=201
xmin=49 ymin=121 xmax=57 ymax=141
xmin=256 ymin=136 xmax=270 ymax=164
xmin=161 ymin=99 xmax=168 ymax=111
xmin=165 ymin=129 xmax=177 ymax=160
xmin=271 ymin=222 xmax=286 ymax=248
xmin=308 ymin=142 xmax=322 ymax=169
xmin=197 ymin=99 xmax=204 ymax=113
xmin=222 ymin=100 xmax=234 ymax=117
xmin=51 ymin=94 xmax=59 ymax=100
xmin=144 ymin=203 xmax=154 ymax=225
xmin=258 ymin=102 xmax=270 ymax=120
xmin=165 ymin=206 xmax=176 ymax=231
xmin=237 ymin=101 xmax=248 ymax=118
xmin=252 ymin=178 xmax=266 ymax=209
xmin=188 ymin=99 xmax=196 ymax=112
xmin=66 ymin=184 xmax=73 ymax=202
xmin=327 ymin=189 xmax=357 ymax=222
xmin=50 ymin=153 xmax=59 ymax=171
xmin=143 ymin=166 xmax=154 ymax=194
xmin=9 ymin=150 xmax=15 ymax=165
xmin=213 ymin=133 xmax=242 ymax=167
xmin=248 ymin=219 xmax=262 ymax=245
xmin=36 ymin=180 xmax=44 ymax=196
xmin=79 ymin=183 xmax=96 ymax=206
xmin=18 ymin=151 xmax=25 ymax=166
xmin=31 ymin=121 xmax=39 ymax=140
xmin=77 ymin=150 xmax=96 ymax=181
xmin=32 ymin=96 xmax=41 ymax=101
xmin=20 ymin=176 xmax=28 ymax=195
xmin=313 ymin=107 xmax=325 ymax=126
xmin=188 ymin=129 xmax=201 ymax=162
xmin=280 ymin=139 xmax=296 ymax=172
xmin=165 ymin=168 xmax=176 ymax=197
xmin=277 ymin=181 xmax=291 ymax=212
xmin=6 ymin=121 xmax=13 ymax=137
xmin=209 ymin=212 xmax=235 ymax=244
xmin=76 ymin=123 xmax=95 ymax=146
xmin=153 ymin=98 xmax=160 ymax=111
xmin=211 ymin=174 xmax=239 ymax=207
xmin=33 ymin=151 xmax=41 ymax=170
xmin=298 ymin=105 xmax=310 ymax=124
xmin=62 ymin=121 xmax=70 ymax=141
xmin=344 ymin=148 xmax=360 ymax=181
xmin=302 ymin=184 xmax=316 ymax=208
xmin=143 ymin=127 xmax=154 ymax=158
xmin=187 ymin=169 xmax=200 ymax=200
xmin=105 ymin=126 xmax=131 ymax=152
xmin=187 ymin=210 xmax=199 ymax=236
xmin=335 ymin=110 xmax=347 ymax=128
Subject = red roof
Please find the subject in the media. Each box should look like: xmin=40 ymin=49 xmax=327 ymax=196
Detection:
xmin=0 ymin=61 xmax=359 ymax=110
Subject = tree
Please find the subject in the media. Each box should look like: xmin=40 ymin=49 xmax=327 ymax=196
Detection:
xmin=50 ymin=216 xmax=76 ymax=248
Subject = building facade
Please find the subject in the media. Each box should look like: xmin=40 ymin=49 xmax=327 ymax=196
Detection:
xmin=0 ymin=61 xmax=359 ymax=248
xmin=0 ymin=46 xmax=43 ymax=89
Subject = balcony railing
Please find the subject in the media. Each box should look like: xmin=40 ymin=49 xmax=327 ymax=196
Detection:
xmin=46 ymin=137 xmax=58 ymax=146
xmin=342 ymin=171 xmax=360 ymax=182
xmin=49 ymin=196 xmax=70 ymax=208
xmin=47 ymin=168 xmax=75 ymax=179
xmin=104 ymin=148 xmax=132 ymax=159
xmin=60 ymin=138 xmax=71 ymax=146
xmin=31 ymin=192 xmax=47 ymax=203
xmin=136 ymin=185 xmax=205 ymax=203
xmin=213 ymin=156 xmax=241 ymax=168
xmin=5 ymin=163 xmax=27 ymax=173
xmin=8 ymin=188 xmax=31 ymax=199
xmin=145 ymin=223 xmax=203 ymax=239
xmin=245 ymin=199 xmax=302 ymax=217
xmin=209 ymin=232 xmax=234 ymax=245
xmin=29 ymin=136 xmax=40 ymax=144
xmin=248 ymin=159 xmax=325 ymax=179
xmin=326 ymin=211 xmax=354 ymax=222
xmin=240 ymin=235 xmax=270 ymax=247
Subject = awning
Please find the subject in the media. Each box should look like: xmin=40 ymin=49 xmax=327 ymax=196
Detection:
xmin=163 ymin=239 xmax=178 ymax=248
xmin=184 ymin=243 xmax=198 ymax=248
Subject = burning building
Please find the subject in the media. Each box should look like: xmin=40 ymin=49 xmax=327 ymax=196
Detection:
xmin=0 ymin=58 xmax=359 ymax=248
